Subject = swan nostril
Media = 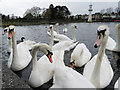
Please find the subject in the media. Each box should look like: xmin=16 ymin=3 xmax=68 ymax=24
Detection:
xmin=94 ymin=44 xmax=98 ymax=48
xmin=8 ymin=37 xmax=11 ymax=40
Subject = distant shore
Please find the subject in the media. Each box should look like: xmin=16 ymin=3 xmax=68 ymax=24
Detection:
xmin=2 ymin=19 xmax=120 ymax=27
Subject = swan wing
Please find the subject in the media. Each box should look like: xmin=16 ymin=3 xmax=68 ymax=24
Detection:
xmin=70 ymin=43 xmax=91 ymax=67
xmin=106 ymin=36 xmax=116 ymax=51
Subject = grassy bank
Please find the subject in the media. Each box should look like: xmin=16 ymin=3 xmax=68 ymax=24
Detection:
xmin=2 ymin=19 xmax=87 ymax=27
xmin=2 ymin=19 xmax=120 ymax=27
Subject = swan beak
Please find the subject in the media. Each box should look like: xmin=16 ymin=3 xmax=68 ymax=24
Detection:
xmin=70 ymin=63 xmax=75 ymax=69
xmin=70 ymin=60 xmax=75 ymax=69
xmin=47 ymin=54 xmax=53 ymax=63
xmin=8 ymin=31 xmax=13 ymax=39
xmin=75 ymin=26 xmax=77 ymax=29
xmin=3 ymin=30 xmax=7 ymax=35
xmin=49 ymin=27 xmax=52 ymax=31
xmin=94 ymin=33 xmax=104 ymax=48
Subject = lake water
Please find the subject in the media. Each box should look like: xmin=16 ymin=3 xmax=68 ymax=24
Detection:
xmin=2 ymin=22 xmax=120 ymax=89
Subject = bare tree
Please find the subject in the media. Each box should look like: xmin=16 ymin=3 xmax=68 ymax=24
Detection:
xmin=106 ymin=8 xmax=113 ymax=14
xmin=23 ymin=6 xmax=42 ymax=17
xmin=100 ymin=9 xmax=105 ymax=14
xmin=115 ymin=7 xmax=120 ymax=13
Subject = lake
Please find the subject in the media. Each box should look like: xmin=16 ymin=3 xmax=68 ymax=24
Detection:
xmin=2 ymin=22 xmax=120 ymax=89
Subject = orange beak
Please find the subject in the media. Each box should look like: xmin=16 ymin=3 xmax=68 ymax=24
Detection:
xmin=49 ymin=27 xmax=52 ymax=31
xmin=94 ymin=34 xmax=103 ymax=48
xmin=47 ymin=54 xmax=52 ymax=63
xmin=70 ymin=63 xmax=75 ymax=69
xmin=8 ymin=32 xmax=13 ymax=39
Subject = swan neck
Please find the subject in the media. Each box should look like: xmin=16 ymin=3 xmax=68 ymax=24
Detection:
xmin=56 ymin=25 xmax=59 ymax=34
xmin=8 ymin=39 xmax=12 ymax=51
xmin=72 ymin=27 xmax=76 ymax=41
xmin=32 ymin=50 xmax=37 ymax=68
xmin=90 ymin=36 xmax=108 ymax=88
xmin=49 ymin=27 xmax=54 ymax=48
xmin=12 ymin=32 xmax=18 ymax=63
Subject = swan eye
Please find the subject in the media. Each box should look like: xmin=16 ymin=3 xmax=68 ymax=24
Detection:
xmin=97 ymin=29 xmax=106 ymax=37
xmin=47 ymin=50 xmax=53 ymax=56
xmin=9 ymin=29 xmax=14 ymax=32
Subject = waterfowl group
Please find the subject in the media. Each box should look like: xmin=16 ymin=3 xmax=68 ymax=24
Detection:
xmin=3 ymin=23 xmax=120 ymax=89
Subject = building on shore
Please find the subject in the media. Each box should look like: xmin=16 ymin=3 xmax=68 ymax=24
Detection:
xmin=88 ymin=4 xmax=93 ymax=23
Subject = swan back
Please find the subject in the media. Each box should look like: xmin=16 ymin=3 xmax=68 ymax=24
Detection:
xmin=70 ymin=43 xmax=91 ymax=67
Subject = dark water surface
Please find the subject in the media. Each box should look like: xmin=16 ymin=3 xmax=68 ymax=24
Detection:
xmin=2 ymin=22 xmax=120 ymax=89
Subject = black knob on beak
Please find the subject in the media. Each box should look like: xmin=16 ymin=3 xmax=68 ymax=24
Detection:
xmin=8 ymin=37 xmax=11 ymax=40
xmin=94 ymin=44 xmax=98 ymax=48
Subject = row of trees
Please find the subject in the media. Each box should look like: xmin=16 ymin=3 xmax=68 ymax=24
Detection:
xmin=23 ymin=4 xmax=71 ymax=20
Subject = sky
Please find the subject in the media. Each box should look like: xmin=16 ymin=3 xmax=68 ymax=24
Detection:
xmin=0 ymin=0 xmax=120 ymax=17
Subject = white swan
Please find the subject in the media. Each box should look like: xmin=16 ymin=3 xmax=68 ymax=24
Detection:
xmin=50 ymin=66 xmax=96 ymax=88
xmin=114 ymin=77 xmax=120 ymax=89
xmin=54 ymin=25 xmax=77 ymax=42
xmin=83 ymin=25 xmax=114 ymax=88
xmin=28 ymin=24 xmax=78 ymax=88
xmin=28 ymin=43 xmax=54 ymax=88
xmin=3 ymin=27 xmax=36 ymax=54
xmin=70 ymin=43 xmax=92 ymax=67
xmin=47 ymin=25 xmax=58 ymax=36
xmin=106 ymin=24 xmax=120 ymax=52
xmin=63 ymin=24 xmax=67 ymax=33
xmin=8 ymin=25 xmax=32 ymax=71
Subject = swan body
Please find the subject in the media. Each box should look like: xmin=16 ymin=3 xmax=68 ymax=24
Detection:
xmin=8 ymin=25 xmax=32 ymax=71
xmin=70 ymin=43 xmax=92 ymax=67
xmin=106 ymin=24 xmax=120 ymax=52
xmin=50 ymin=66 xmax=95 ymax=88
xmin=28 ymin=43 xmax=53 ymax=88
xmin=83 ymin=54 xmax=113 ymax=88
xmin=8 ymin=42 xmax=32 ymax=71
xmin=63 ymin=24 xmax=67 ymax=33
xmin=83 ymin=25 xmax=114 ymax=88
xmin=50 ymin=25 xmax=77 ymax=42
xmin=63 ymin=28 xmax=67 ymax=33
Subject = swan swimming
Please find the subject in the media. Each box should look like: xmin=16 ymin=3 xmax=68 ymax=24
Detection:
xmin=3 ymin=27 xmax=36 ymax=54
xmin=83 ymin=25 xmax=114 ymax=88
xmin=106 ymin=24 xmax=120 ymax=52
xmin=70 ymin=43 xmax=92 ymax=67
xmin=8 ymin=25 xmax=32 ymax=71
xmin=28 ymin=43 xmax=53 ymax=88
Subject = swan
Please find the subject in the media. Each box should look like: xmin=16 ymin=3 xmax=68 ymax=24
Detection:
xmin=54 ymin=25 xmax=77 ymax=42
xmin=28 ymin=43 xmax=54 ymax=88
xmin=70 ymin=43 xmax=92 ymax=67
xmin=28 ymin=24 xmax=78 ymax=88
xmin=106 ymin=24 xmax=120 ymax=52
xmin=47 ymin=25 xmax=58 ymax=36
xmin=63 ymin=24 xmax=67 ymax=33
xmin=8 ymin=25 xmax=32 ymax=71
xmin=50 ymin=66 xmax=96 ymax=88
xmin=83 ymin=25 xmax=114 ymax=88
xmin=3 ymin=27 xmax=36 ymax=54
xmin=114 ymin=77 xmax=120 ymax=89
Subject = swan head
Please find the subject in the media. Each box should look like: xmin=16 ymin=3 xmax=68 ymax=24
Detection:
xmin=8 ymin=25 xmax=16 ymax=39
xmin=94 ymin=25 xmax=110 ymax=48
xmin=32 ymin=43 xmax=53 ymax=63
xmin=70 ymin=60 xmax=75 ymax=69
xmin=3 ymin=27 xmax=9 ymax=35
xmin=56 ymin=23 xmax=59 ymax=26
xmin=49 ymin=25 xmax=53 ymax=31
xmin=72 ymin=25 xmax=77 ymax=29
xmin=21 ymin=37 xmax=25 ymax=42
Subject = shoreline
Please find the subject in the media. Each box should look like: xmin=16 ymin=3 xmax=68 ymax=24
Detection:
xmin=2 ymin=20 xmax=120 ymax=27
